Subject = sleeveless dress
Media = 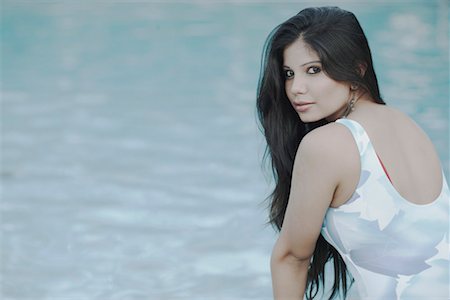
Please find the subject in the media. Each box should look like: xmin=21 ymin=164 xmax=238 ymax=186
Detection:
xmin=321 ymin=118 xmax=450 ymax=299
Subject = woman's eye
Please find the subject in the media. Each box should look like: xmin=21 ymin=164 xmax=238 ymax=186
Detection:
xmin=307 ymin=66 xmax=321 ymax=74
xmin=284 ymin=69 xmax=294 ymax=79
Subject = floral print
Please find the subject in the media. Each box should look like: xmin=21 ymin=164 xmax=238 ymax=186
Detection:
xmin=321 ymin=119 xmax=449 ymax=299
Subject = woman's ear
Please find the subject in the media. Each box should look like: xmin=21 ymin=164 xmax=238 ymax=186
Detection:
xmin=356 ymin=62 xmax=367 ymax=77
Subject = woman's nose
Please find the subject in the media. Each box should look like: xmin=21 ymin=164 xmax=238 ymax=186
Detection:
xmin=290 ymin=76 xmax=307 ymax=94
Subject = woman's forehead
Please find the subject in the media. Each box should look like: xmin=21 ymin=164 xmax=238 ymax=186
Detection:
xmin=283 ymin=39 xmax=320 ymax=67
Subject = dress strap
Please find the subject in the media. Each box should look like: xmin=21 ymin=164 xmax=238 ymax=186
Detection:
xmin=335 ymin=118 xmax=370 ymax=156
xmin=337 ymin=118 xmax=393 ymax=183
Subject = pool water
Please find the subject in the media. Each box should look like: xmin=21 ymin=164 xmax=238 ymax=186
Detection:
xmin=1 ymin=1 xmax=448 ymax=299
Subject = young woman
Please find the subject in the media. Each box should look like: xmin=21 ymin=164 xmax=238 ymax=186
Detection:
xmin=256 ymin=6 xmax=449 ymax=300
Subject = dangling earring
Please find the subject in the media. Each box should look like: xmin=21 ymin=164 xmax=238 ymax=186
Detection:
xmin=343 ymin=84 xmax=358 ymax=118
xmin=342 ymin=94 xmax=356 ymax=118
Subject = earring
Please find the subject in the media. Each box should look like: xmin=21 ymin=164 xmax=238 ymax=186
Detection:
xmin=350 ymin=83 xmax=358 ymax=91
xmin=342 ymin=93 xmax=357 ymax=118
xmin=348 ymin=95 xmax=357 ymax=111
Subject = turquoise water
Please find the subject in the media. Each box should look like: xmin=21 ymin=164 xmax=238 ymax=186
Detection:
xmin=1 ymin=1 xmax=448 ymax=299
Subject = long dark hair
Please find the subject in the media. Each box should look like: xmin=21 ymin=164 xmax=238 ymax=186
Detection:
xmin=256 ymin=6 xmax=385 ymax=300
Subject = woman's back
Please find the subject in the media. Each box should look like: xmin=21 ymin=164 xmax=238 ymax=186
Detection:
xmin=332 ymin=101 xmax=444 ymax=207
xmin=322 ymin=103 xmax=449 ymax=299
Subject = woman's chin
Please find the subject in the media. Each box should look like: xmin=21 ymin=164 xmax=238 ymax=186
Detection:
xmin=298 ymin=113 xmax=322 ymax=123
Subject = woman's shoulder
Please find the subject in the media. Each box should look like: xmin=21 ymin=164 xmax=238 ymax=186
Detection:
xmin=299 ymin=122 xmax=357 ymax=158
xmin=349 ymin=101 xmax=427 ymax=138
xmin=372 ymin=104 xmax=431 ymax=140
xmin=303 ymin=121 xmax=355 ymax=144
xmin=296 ymin=122 xmax=360 ymax=186
xmin=364 ymin=102 xmax=417 ymax=127
xmin=382 ymin=105 xmax=417 ymax=125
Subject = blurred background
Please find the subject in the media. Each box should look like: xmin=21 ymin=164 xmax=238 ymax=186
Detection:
xmin=1 ymin=0 xmax=448 ymax=299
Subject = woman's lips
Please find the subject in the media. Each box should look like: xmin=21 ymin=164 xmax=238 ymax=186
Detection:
xmin=293 ymin=102 xmax=314 ymax=113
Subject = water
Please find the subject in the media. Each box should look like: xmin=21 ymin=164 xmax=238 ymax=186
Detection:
xmin=1 ymin=1 xmax=448 ymax=299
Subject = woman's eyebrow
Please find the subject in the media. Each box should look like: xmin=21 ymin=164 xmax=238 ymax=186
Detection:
xmin=300 ymin=60 xmax=321 ymax=66
xmin=283 ymin=60 xmax=321 ymax=68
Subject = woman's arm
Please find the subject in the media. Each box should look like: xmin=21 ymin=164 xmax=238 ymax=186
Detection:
xmin=271 ymin=239 xmax=310 ymax=299
xmin=270 ymin=124 xmax=347 ymax=299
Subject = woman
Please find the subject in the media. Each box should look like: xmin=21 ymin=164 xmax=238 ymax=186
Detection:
xmin=256 ymin=6 xmax=449 ymax=300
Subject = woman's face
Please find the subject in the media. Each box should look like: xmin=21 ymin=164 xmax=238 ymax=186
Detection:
xmin=283 ymin=38 xmax=351 ymax=123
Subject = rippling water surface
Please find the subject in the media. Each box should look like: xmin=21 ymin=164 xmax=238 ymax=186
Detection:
xmin=2 ymin=1 xmax=448 ymax=299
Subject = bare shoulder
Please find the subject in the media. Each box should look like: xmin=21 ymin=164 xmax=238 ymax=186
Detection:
xmin=293 ymin=122 xmax=360 ymax=203
xmin=296 ymin=122 xmax=361 ymax=184
xmin=384 ymin=105 xmax=434 ymax=140
xmin=383 ymin=105 xmax=422 ymax=128
xmin=298 ymin=122 xmax=356 ymax=158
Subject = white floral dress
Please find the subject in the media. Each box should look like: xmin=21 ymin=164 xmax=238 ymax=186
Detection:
xmin=321 ymin=118 xmax=450 ymax=299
